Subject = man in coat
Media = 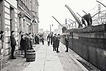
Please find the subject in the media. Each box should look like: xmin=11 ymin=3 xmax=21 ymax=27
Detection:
xmin=47 ymin=34 xmax=51 ymax=46
xmin=65 ymin=35 xmax=69 ymax=52
xmin=10 ymin=31 xmax=16 ymax=59
xmin=53 ymin=34 xmax=57 ymax=51
xmin=55 ymin=34 xmax=60 ymax=53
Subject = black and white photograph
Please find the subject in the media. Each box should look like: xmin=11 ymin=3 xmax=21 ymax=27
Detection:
xmin=0 ymin=0 xmax=106 ymax=71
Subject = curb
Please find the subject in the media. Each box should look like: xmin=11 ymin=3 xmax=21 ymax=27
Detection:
xmin=60 ymin=43 xmax=88 ymax=71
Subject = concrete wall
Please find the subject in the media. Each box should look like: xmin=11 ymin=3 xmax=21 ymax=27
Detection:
xmin=62 ymin=24 xmax=106 ymax=71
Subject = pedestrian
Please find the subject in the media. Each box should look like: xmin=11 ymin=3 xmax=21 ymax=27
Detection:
xmin=20 ymin=35 xmax=24 ymax=55
xmin=55 ymin=34 xmax=60 ymax=53
xmin=52 ymin=34 xmax=57 ymax=51
xmin=25 ymin=33 xmax=31 ymax=50
xmin=41 ymin=37 xmax=44 ymax=45
xmin=47 ymin=34 xmax=50 ymax=46
xmin=0 ymin=31 xmax=4 ymax=70
xmin=0 ymin=31 xmax=4 ymax=54
xmin=20 ymin=34 xmax=28 ymax=57
xmin=35 ymin=34 xmax=39 ymax=44
xmin=65 ymin=35 xmax=69 ymax=52
xmin=40 ymin=35 xmax=44 ymax=45
xmin=29 ymin=33 xmax=32 ymax=49
xmin=21 ymin=33 xmax=31 ymax=58
xmin=10 ymin=31 xmax=16 ymax=59
xmin=50 ymin=33 xmax=53 ymax=45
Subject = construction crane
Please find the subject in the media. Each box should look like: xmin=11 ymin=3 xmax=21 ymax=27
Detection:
xmin=65 ymin=4 xmax=82 ymax=28
xmin=52 ymin=16 xmax=67 ymax=33
xmin=96 ymin=0 xmax=106 ymax=8
xmin=52 ymin=16 xmax=64 ymax=27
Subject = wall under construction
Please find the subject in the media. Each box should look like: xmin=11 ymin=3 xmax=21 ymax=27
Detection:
xmin=62 ymin=24 xmax=106 ymax=71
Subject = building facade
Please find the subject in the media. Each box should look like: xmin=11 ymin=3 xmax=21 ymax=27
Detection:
xmin=0 ymin=0 xmax=18 ymax=69
xmin=0 ymin=0 xmax=39 ymax=69
xmin=17 ymin=0 xmax=39 ymax=35
xmin=31 ymin=0 xmax=39 ymax=34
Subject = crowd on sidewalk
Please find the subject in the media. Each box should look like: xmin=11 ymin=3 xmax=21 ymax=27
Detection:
xmin=47 ymin=33 xmax=69 ymax=53
xmin=0 ymin=31 xmax=45 ymax=60
xmin=0 ymin=31 xmax=69 ymax=60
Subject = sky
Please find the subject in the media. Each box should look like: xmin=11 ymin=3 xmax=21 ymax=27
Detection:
xmin=38 ymin=0 xmax=106 ymax=31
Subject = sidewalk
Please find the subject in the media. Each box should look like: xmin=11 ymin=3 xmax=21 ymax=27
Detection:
xmin=2 ymin=41 xmax=98 ymax=71
xmin=1 ymin=44 xmax=40 ymax=71
xmin=23 ymin=43 xmax=64 ymax=71
xmin=22 ymin=42 xmax=87 ymax=71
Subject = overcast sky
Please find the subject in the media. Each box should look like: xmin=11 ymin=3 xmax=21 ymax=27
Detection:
xmin=38 ymin=0 xmax=106 ymax=31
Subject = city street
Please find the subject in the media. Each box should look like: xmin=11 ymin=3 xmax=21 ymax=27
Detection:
xmin=0 ymin=0 xmax=106 ymax=71
xmin=1 ymin=42 xmax=93 ymax=71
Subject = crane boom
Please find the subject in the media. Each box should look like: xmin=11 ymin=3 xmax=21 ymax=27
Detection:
xmin=96 ymin=0 xmax=106 ymax=8
xmin=52 ymin=16 xmax=64 ymax=27
xmin=65 ymin=4 xmax=82 ymax=28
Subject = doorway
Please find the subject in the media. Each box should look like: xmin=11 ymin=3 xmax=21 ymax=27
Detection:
xmin=10 ymin=6 xmax=15 ymax=34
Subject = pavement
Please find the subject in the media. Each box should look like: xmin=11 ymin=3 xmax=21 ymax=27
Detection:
xmin=2 ymin=41 xmax=99 ymax=71
xmin=22 ymin=42 xmax=87 ymax=71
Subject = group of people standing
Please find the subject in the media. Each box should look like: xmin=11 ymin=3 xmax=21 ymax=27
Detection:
xmin=47 ymin=33 xmax=69 ymax=53
xmin=47 ymin=34 xmax=53 ymax=46
xmin=47 ymin=33 xmax=60 ymax=53
xmin=20 ymin=33 xmax=33 ymax=58
xmin=35 ymin=34 xmax=44 ymax=45
xmin=0 ymin=30 xmax=69 ymax=60
xmin=0 ymin=31 xmax=17 ymax=59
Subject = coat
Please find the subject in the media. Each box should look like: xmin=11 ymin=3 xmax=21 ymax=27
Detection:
xmin=10 ymin=35 xmax=16 ymax=47
xmin=65 ymin=37 xmax=69 ymax=47
xmin=53 ymin=36 xmax=59 ymax=48
xmin=20 ymin=38 xmax=26 ymax=50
